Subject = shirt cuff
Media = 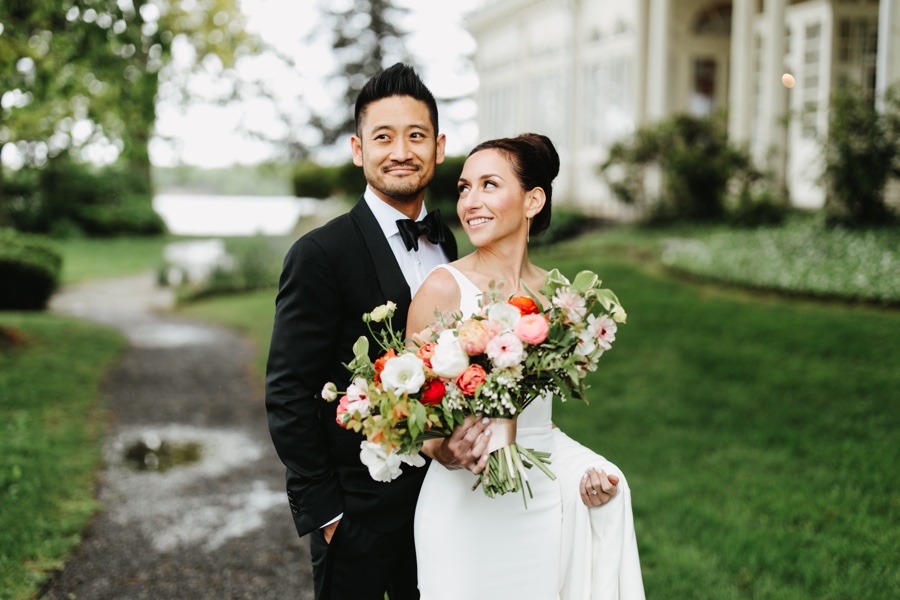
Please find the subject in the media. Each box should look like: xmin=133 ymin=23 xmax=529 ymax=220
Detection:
xmin=321 ymin=513 xmax=343 ymax=528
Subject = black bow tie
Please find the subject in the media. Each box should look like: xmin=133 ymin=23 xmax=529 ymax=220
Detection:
xmin=396 ymin=210 xmax=446 ymax=252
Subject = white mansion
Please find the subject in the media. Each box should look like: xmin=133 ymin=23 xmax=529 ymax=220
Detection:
xmin=467 ymin=0 xmax=900 ymax=216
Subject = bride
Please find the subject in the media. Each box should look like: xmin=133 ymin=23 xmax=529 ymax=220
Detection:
xmin=407 ymin=134 xmax=645 ymax=600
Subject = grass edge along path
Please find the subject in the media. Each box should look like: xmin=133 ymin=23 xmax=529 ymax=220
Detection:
xmin=0 ymin=314 xmax=126 ymax=600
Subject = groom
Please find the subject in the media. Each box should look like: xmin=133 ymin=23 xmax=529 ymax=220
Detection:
xmin=266 ymin=64 xmax=479 ymax=599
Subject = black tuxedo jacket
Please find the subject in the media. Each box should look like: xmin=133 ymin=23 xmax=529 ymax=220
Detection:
xmin=265 ymin=197 xmax=458 ymax=538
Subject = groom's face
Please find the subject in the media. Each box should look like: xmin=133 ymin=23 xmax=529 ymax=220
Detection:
xmin=351 ymin=95 xmax=446 ymax=210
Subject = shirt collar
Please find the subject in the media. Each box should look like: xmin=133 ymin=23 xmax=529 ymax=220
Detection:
xmin=363 ymin=186 xmax=429 ymax=238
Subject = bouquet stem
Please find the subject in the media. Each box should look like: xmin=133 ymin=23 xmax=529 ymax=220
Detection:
xmin=475 ymin=443 xmax=555 ymax=508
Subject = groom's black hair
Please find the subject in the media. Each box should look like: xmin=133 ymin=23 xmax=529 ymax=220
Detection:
xmin=354 ymin=63 xmax=439 ymax=136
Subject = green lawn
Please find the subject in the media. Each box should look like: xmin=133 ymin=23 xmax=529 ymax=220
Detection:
xmin=0 ymin=314 xmax=126 ymax=598
xmin=54 ymin=236 xmax=172 ymax=283
xmin=182 ymin=235 xmax=900 ymax=599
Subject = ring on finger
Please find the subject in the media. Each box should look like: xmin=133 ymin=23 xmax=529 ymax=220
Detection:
xmin=591 ymin=489 xmax=599 ymax=496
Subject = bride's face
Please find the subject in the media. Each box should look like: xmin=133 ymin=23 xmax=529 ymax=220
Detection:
xmin=457 ymin=149 xmax=530 ymax=247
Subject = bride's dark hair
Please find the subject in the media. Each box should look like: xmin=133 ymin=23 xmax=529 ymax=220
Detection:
xmin=467 ymin=133 xmax=559 ymax=237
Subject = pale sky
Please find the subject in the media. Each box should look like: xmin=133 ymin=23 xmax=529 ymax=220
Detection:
xmin=151 ymin=0 xmax=481 ymax=168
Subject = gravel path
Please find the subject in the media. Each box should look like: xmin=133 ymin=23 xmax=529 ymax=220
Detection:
xmin=41 ymin=274 xmax=314 ymax=599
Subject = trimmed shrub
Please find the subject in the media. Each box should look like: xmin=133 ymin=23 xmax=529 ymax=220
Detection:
xmin=332 ymin=160 xmax=368 ymax=198
xmin=292 ymin=161 xmax=336 ymax=199
xmin=427 ymin=155 xmax=466 ymax=219
xmin=600 ymin=114 xmax=768 ymax=224
xmin=0 ymin=228 xmax=62 ymax=310
xmin=822 ymin=85 xmax=900 ymax=227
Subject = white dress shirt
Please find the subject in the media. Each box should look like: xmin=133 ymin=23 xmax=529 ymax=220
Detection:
xmin=363 ymin=186 xmax=450 ymax=297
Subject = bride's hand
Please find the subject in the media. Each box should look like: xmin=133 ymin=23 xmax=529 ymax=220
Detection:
xmin=423 ymin=415 xmax=492 ymax=474
xmin=580 ymin=467 xmax=619 ymax=507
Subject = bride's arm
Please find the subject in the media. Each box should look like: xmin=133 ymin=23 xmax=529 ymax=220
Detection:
xmin=408 ymin=269 xmax=491 ymax=472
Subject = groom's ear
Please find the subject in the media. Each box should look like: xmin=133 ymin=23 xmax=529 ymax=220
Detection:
xmin=351 ymin=135 xmax=363 ymax=167
xmin=526 ymin=188 xmax=546 ymax=218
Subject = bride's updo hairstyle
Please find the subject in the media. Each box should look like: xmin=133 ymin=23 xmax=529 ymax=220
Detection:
xmin=467 ymin=133 xmax=560 ymax=237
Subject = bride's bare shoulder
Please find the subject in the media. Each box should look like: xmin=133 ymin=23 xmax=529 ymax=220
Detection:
xmin=408 ymin=266 xmax=461 ymax=331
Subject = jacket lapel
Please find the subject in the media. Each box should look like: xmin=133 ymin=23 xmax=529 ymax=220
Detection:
xmin=350 ymin=197 xmax=412 ymax=308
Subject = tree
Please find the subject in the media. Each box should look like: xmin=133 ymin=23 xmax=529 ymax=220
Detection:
xmin=309 ymin=0 xmax=412 ymax=147
xmin=0 ymin=0 xmax=260 ymax=213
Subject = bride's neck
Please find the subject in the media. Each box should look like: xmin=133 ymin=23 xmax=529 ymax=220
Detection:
xmin=470 ymin=244 xmax=532 ymax=292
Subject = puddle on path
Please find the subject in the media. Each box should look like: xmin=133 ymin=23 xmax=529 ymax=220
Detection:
xmin=123 ymin=433 xmax=203 ymax=472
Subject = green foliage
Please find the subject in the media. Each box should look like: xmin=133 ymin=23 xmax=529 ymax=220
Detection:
xmin=530 ymin=208 xmax=603 ymax=247
xmin=0 ymin=1 xmax=260 ymax=202
xmin=0 ymin=228 xmax=62 ymax=311
xmin=292 ymin=161 xmax=336 ymax=199
xmin=822 ymin=86 xmax=900 ymax=227
xmin=3 ymin=158 xmax=165 ymax=237
xmin=0 ymin=313 xmax=126 ymax=598
xmin=600 ymin=114 xmax=769 ymax=224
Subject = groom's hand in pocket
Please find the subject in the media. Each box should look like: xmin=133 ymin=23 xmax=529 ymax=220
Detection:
xmin=428 ymin=415 xmax=492 ymax=474
xmin=323 ymin=519 xmax=340 ymax=544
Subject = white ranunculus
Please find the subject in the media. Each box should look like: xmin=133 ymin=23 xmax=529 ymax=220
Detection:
xmin=369 ymin=301 xmax=397 ymax=323
xmin=320 ymin=382 xmax=337 ymax=401
xmin=575 ymin=330 xmax=596 ymax=357
xmin=380 ymin=353 xmax=426 ymax=395
xmin=399 ymin=451 xmax=426 ymax=468
xmin=359 ymin=441 xmax=403 ymax=482
xmin=486 ymin=302 xmax=521 ymax=332
xmin=430 ymin=330 xmax=469 ymax=378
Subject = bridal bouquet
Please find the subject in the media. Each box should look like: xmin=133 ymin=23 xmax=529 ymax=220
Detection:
xmin=323 ymin=269 xmax=626 ymax=503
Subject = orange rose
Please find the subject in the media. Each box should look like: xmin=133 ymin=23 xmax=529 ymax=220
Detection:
xmin=508 ymin=295 xmax=539 ymax=316
xmin=456 ymin=364 xmax=487 ymax=397
xmin=420 ymin=379 xmax=446 ymax=405
xmin=374 ymin=348 xmax=397 ymax=374
xmin=416 ymin=342 xmax=436 ymax=368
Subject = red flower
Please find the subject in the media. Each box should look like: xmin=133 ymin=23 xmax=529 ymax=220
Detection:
xmin=420 ymin=379 xmax=446 ymax=405
xmin=508 ymin=296 xmax=539 ymax=316
xmin=456 ymin=364 xmax=487 ymax=397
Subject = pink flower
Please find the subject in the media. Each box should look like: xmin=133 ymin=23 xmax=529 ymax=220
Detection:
xmin=486 ymin=332 xmax=526 ymax=368
xmin=335 ymin=396 xmax=351 ymax=425
xmin=457 ymin=318 xmax=491 ymax=356
xmin=514 ymin=314 xmax=549 ymax=345
xmin=553 ymin=289 xmax=587 ymax=322
xmin=588 ymin=314 xmax=617 ymax=351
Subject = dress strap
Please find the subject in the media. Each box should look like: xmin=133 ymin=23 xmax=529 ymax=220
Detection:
xmin=430 ymin=264 xmax=483 ymax=317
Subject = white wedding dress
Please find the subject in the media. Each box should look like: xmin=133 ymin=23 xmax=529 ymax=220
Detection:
xmin=414 ymin=265 xmax=645 ymax=600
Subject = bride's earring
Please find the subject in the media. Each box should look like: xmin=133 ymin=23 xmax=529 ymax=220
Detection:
xmin=527 ymin=217 xmax=532 ymax=243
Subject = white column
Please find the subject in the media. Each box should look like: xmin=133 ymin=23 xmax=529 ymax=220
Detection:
xmin=635 ymin=0 xmax=651 ymax=126
xmin=876 ymin=0 xmax=900 ymax=111
xmin=645 ymin=0 xmax=671 ymax=122
xmin=758 ymin=0 xmax=788 ymax=184
xmin=568 ymin=0 xmax=582 ymax=205
xmin=728 ymin=0 xmax=756 ymax=143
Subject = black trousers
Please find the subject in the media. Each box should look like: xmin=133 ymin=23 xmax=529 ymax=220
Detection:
xmin=309 ymin=515 xmax=420 ymax=600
